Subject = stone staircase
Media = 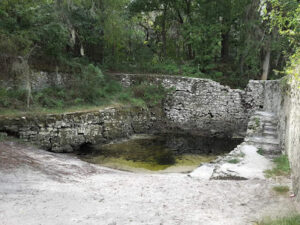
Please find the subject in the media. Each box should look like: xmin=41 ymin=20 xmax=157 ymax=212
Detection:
xmin=190 ymin=110 xmax=281 ymax=180
xmin=245 ymin=111 xmax=281 ymax=158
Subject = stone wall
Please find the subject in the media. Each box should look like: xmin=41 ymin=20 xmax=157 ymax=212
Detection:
xmin=0 ymin=106 xmax=155 ymax=153
xmin=0 ymin=73 xmax=274 ymax=153
xmin=113 ymin=74 xmax=266 ymax=137
xmin=263 ymin=80 xmax=282 ymax=115
xmin=278 ymin=76 xmax=300 ymax=202
xmin=0 ymin=71 xmax=69 ymax=91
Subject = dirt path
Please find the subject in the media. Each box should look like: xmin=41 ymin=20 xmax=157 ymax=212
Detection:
xmin=0 ymin=141 xmax=297 ymax=225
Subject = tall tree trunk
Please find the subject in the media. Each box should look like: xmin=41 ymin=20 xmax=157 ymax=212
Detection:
xmin=185 ymin=0 xmax=193 ymax=60
xmin=261 ymin=48 xmax=271 ymax=80
xmin=162 ymin=6 xmax=167 ymax=57
xmin=221 ymin=31 xmax=230 ymax=62
xmin=220 ymin=0 xmax=231 ymax=62
xmin=188 ymin=44 xmax=193 ymax=60
xmin=25 ymin=70 xmax=31 ymax=109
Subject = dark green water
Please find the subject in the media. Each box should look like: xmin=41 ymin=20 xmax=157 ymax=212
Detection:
xmin=78 ymin=134 xmax=242 ymax=172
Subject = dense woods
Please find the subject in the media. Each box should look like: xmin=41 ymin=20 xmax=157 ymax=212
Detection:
xmin=0 ymin=0 xmax=299 ymax=110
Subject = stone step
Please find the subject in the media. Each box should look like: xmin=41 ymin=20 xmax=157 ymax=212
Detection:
xmin=246 ymin=137 xmax=280 ymax=145
xmin=263 ymin=130 xmax=278 ymax=135
xmin=248 ymin=142 xmax=281 ymax=155
xmin=264 ymin=121 xmax=278 ymax=127
xmin=264 ymin=126 xmax=277 ymax=132
xmin=254 ymin=111 xmax=275 ymax=116
xmin=262 ymin=133 xmax=278 ymax=139
xmin=254 ymin=112 xmax=277 ymax=120
xmin=266 ymin=153 xmax=282 ymax=159
xmin=253 ymin=116 xmax=278 ymax=124
xmin=261 ymin=147 xmax=281 ymax=155
xmin=264 ymin=124 xmax=277 ymax=129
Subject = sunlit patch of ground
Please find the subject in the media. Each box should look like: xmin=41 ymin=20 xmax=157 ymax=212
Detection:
xmin=0 ymin=141 xmax=298 ymax=225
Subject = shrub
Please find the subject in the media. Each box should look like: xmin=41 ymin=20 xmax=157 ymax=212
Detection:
xmin=75 ymin=64 xmax=104 ymax=104
xmin=0 ymin=88 xmax=27 ymax=108
xmin=131 ymin=82 xmax=172 ymax=107
xmin=33 ymin=87 xmax=66 ymax=108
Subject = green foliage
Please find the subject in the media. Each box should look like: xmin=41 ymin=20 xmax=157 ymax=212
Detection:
xmin=266 ymin=0 xmax=300 ymax=49
xmin=131 ymin=82 xmax=172 ymax=107
xmin=286 ymin=50 xmax=300 ymax=83
xmin=0 ymin=132 xmax=8 ymax=142
xmin=0 ymin=64 xmax=126 ymax=110
xmin=1 ymin=0 xmax=288 ymax=83
xmin=0 ymin=0 xmax=298 ymax=113
xmin=30 ymin=64 xmax=109 ymax=108
xmin=255 ymin=117 xmax=260 ymax=127
xmin=0 ymin=88 xmax=27 ymax=108
xmin=257 ymin=148 xmax=265 ymax=155
xmin=76 ymin=64 xmax=104 ymax=104
xmin=266 ymin=0 xmax=300 ymax=83
xmin=33 ymin=87 xmax=65 ymax=108
xmin=265 ymin=155 xmax=291 ymax=177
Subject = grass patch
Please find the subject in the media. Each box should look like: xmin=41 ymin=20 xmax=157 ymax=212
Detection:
xmin=257 ymin=148 xmax=265 ymax=155
xmin=272 ymin=185 xmax=290 ymax=194
xmin=265 ymin=155 xmax=291 ymax=177
xmin=0 ymin=102 xmax=125 ymax=118
xmin=258 ymin=214 xmax=300 ymax=225
xmin=254 ymin=117 xmax=260 ymax=127
xmin=227 ymin=158 xmax=240 ymax=164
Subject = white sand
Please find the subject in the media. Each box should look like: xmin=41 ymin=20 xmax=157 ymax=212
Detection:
xmin=0 ymin=141 xmax=297 ymax=225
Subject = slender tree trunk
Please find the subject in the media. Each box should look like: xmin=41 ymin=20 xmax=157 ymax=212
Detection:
xmin=25 ymin=71 xmax=31 ymax=109
xmin=162 ymin=6 xmax=167 ymax=57
xmin=188 ymin=44 xmax=193 ymax=60
xmin=261 ymin=48 xmax=271 ymax=80
xmin=221 ymin=31 xmax=230 ymax=62
xmin=185 ymin=0 xmax=193 ymax=60
xmin=240 ymin=56 xmax=245 ymax=76
xmin=220 ymin=0 xmax=231 ymax=62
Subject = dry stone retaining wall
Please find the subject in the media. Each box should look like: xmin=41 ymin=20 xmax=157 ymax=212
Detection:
xmin=0 ymin=107 xmax=153 ymax=153
xmin=277 ymin=76 xmax=300 ymax=202
xmin=0 ymin=73 xmax=277 ymax=153
xmin=114 ymin=74 xmax=267 ymax=137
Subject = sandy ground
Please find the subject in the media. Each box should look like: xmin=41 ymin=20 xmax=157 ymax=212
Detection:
xmin=0 ymin=141 xmax=298 ymax=225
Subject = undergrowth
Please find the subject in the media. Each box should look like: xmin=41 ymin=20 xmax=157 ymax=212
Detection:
xmin=117 ymin=60 xmax=250 ymax=89
xmin=0 ymin=65 xmax=172 ymax=116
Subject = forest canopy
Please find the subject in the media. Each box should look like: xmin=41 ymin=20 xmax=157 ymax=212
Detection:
xmin=0 ymin=0 xmax=299 ymax=110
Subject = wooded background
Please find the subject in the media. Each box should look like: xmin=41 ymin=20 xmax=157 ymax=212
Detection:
xmin=0 ymin=0 xmax=299 ymax=110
